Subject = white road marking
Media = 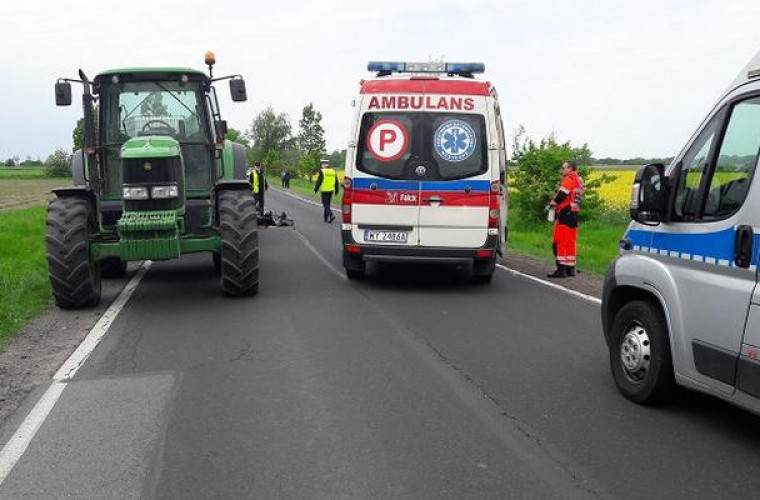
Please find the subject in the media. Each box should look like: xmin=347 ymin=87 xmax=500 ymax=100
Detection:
xmin=496 ymin=264 xmax=602 ymax=305
xmin=291 ymin=230 xmax=347 ymax=281
xmin=0 ymin=261 xmax=151 ymax=486
xmin=55 ymin=262 xmax=151 ymax=381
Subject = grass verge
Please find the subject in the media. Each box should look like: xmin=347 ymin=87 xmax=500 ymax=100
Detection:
xmin=0 ymin=206 xmax=50 ymax=348
xmin=507 ymin=209 xmax=629 ymax=275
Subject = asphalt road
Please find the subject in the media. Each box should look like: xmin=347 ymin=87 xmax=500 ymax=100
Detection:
xmin=2 ymin=188 xmax=760 ymax=499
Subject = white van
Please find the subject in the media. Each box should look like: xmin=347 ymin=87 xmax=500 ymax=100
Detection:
xmin=603 ymin=51 xmax=760 ymax=414
xmin=341 ymin=61 xmax=508 ymax=283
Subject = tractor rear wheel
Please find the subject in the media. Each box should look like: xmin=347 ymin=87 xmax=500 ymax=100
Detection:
xmin=101 ymin=257 xmax=127 ymax=278
xmin=46 ymin=197 xmax=101 ymax=309
xmin=218 ymin=190 xmax=259 ymax=296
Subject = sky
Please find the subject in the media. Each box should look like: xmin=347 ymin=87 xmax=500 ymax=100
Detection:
xmin=1 ymin=0 xmax=760 ymax=161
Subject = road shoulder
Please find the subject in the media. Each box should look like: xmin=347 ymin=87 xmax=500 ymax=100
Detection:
xmin=0 ymin=264 xmax=140 ymax=433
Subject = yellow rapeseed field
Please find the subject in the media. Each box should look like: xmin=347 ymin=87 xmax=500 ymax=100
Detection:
xmin=588 ymin=168 xmax=636 ymax=209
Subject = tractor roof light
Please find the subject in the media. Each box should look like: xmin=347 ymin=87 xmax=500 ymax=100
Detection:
xmin=205 ymin=51 xmax=216 ymax=78
xmin=205 ymin=51 xmax=216 ymax=67
xmin=367 ymin=61 xmax=485 ymax=77
xmin=749 ymin=66 xmax=760 ymax=79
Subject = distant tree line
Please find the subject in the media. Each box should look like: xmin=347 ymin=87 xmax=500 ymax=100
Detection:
xmin=591 ymin=156 xmax=674 ymax=166
xmin=224 ymin=102 xmax=345 ymax=179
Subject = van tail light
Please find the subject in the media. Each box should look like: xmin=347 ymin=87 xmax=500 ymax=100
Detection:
xmin=488 ymin=180 xmax=500 ymax=228
xmin=342 ymin=176 xmax=352 ymax=224
xmin=345 ymin=244 xmax=362 ymax=254
xmin=476 ymin=249 xmax=494 ymax=259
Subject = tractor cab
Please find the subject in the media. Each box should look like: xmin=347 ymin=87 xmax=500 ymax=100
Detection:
xmin=49 ymin=53 xmax=259 ymax=308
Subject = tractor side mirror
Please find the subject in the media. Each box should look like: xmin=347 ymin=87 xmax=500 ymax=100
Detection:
xmin=215 ymin=119 xmax=228 ymax=138
xmin=630 ymin=163 xmax=666 ymax=225
xmin=230 ymin=78 xmax=247 ymax=102
xmin=55 ymin=81 xmax=72 ymax=106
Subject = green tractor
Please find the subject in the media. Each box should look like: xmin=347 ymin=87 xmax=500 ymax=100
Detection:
xmin=50 ymin=52 xmax=258 ymax=308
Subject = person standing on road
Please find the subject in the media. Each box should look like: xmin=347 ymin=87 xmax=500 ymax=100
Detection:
xmin=283 ymin=170 xmax=291 ymax=189
xmin=547 ymin=160 xmax=584 ymax=278
xmin=249 ymin=161 xmax=268 ymax=213
xmin=313 ymin=159 xmax=340 ymax=223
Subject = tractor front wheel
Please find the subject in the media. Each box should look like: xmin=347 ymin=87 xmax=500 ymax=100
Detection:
xmin=46 ymin=197 xmax=101 ymax=309
xmin=218 ymin=190 xmax=260 ymax=296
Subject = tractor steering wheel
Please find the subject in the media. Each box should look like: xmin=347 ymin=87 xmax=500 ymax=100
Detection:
xmin=141 ymin=119 xmax=177 ymax=136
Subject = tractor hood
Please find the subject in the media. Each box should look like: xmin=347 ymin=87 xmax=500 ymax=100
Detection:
xmin=120 ymin=136 xmax=181 ymax=159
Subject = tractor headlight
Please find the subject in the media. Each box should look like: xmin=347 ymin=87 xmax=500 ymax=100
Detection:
xmin=123 ymin=186 xmax=149 ymax=200
xmin=151 ymin=185 xmax=179 ymax=199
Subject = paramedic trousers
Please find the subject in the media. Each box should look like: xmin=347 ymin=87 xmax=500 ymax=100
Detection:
xmin=553 ymin=222 xmax=578 ymax=268
xmin=321 ymin=192 xmax=334 ymax=222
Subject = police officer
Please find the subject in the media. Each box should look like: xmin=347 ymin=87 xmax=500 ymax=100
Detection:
xmin=249 ymin=161 xmax=268 ymax=213
xmin=547 ymin=160 xmax=584 ymax=278
xmin=313 ymin=159 xmax=339 ymax=223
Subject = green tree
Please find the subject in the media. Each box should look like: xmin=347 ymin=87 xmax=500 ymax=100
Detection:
xmin=511 ymin=128 xmax=614 ymax=221
xmin=4 ymin=158 xmax=15 ymax=167
xmin=45 ymin=148 xmax=72 ymax=177
xmin=326 ymin=149 xmax=347 ymax=169
xmin=248 ymin=107 xmax=292 ymax=160
xmin=73 ymin=117 xmax=85 ymax=152
xmin=297 ymin=103 xmax=326 ymax=173
xmin=225 ymin=127 xmax=250 ymax=148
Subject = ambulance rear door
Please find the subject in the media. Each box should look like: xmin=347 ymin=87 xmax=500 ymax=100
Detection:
xmin=351 ymin=111 xmax=421 ymax=247
xmin=417 ymin=102 xmax=491 ymax=248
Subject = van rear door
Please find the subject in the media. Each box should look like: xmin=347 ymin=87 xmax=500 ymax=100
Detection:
xmin=418 ymin=113 xmax=490 ymax=248
xmin=351 ymin=113 xmax=420 ymax=247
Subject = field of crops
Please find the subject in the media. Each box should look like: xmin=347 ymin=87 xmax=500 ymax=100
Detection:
xmin=589 ymin=168 xmax=636 ymax=209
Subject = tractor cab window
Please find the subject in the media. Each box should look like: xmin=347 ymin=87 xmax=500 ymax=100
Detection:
xmin=101 ymin=81 xmax=213 ymax=195
xmin=104 ymin=81 xmax=208 ymax=143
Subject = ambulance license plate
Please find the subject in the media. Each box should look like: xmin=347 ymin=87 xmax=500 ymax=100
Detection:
xmin=364 ymin=230 xmax=408 ymax=243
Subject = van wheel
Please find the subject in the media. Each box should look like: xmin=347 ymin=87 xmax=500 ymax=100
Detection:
xmin=472 ymin=257 xmax=496 ymax=284
xmin=343 ymin=250 xmax=365 ymax=280
xmin=609 ymin=301 xmax=676 ymax=405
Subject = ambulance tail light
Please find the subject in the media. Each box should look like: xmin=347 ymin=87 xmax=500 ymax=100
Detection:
xmin=345 ymin=244 xmax=362 ymax=254
xmin=342 ymin=176 xmax=352 ymax=224
xmin=489 ymin=181 xmax=500 ymax=228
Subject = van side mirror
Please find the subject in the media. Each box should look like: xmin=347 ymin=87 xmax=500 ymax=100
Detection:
xmin=55 ymin=81 xmax=72 ymax=106
xmin=630 ymin=163 xmax=666 ymax=225
xmin=229 ymin=78 xmax=247 ymax=102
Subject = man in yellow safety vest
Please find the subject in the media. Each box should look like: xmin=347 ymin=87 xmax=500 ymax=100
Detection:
xmin=249 ymin=161 xmax=268 ymax=213
xmin=313 ymin=159 xmax=340 ymax=223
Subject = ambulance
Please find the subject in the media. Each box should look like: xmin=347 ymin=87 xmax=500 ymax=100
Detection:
xmin=341 ymin=61 xmax=508 ymax=283
xmin=603 ymin=50 xmax=760 ymax=415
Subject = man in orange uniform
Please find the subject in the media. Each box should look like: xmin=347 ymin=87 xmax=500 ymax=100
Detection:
xmin=547 ymin=160 xmax=584 ymax=278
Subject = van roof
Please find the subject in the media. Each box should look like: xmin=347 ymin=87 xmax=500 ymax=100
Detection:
xmin=727 ymin=49 xmax=760 ymax=92
xmin=360 ymin=75 xmax=491 ymax=96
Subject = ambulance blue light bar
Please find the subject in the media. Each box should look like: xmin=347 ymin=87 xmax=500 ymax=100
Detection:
xmin=367 ymin=61 xmax=485 ymax=75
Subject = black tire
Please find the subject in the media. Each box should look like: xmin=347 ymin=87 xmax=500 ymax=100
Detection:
xmin=609 ymin=300 xmax=677 ymax=405
xmin=346 ymin=268 xmax=365 ymax=280
xmin=472 ymin=257 xmax=496 ymax=284
xmin=218 ymin=190 xmax=259 ymax=296
xmin=343 ymin=250 xmax=365 ymax=280
xmin=100 ymin=257 xmax=127 ymax=278
xmin=472 ymin=272 xmax=493 ymax=284
xmin=46 ymin=197 xmax=101 ymax=309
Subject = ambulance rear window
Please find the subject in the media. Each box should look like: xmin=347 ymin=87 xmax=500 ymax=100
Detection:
xmin=356 ymin=112 xmax=487 ymax=180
